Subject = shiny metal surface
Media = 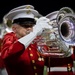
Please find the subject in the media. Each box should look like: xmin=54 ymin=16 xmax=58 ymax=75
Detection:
xmin=37 ymin=7 xmax=75 ymax=58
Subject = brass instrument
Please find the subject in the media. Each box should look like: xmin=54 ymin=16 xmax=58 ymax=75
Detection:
xmin=37 ymin=7 xmax=75 ymax=58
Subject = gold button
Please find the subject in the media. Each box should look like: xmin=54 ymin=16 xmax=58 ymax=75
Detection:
xmin=38 ymin=57 xmax=42 ymax=61
xmin=34 ymin=66 xmax=36 ymax=69
xmin=29 ymin=48 xmax=31 ymax=50
xmin=35 ymin=73 xmax=37 ymax=75
xmin=32 ymin=60 xmax=35 ymax=63
xmin=30 ymin=54 xmax=33 ymax=57
xmin=41 ymin=58 xmax=44 ymax=61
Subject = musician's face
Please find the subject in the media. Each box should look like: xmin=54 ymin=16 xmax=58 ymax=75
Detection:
xmin=12 ymin=24 xmax=33 ymax=39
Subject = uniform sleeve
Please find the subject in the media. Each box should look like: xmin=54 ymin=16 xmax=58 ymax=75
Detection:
xmin=1 ymin=34 xmax=25 ymax=59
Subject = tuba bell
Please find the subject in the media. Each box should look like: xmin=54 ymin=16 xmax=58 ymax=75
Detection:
xmin=56 ymin=7 xmax=75 ymax=44
xmin=58 ymin=13 xmax=75 ymax=44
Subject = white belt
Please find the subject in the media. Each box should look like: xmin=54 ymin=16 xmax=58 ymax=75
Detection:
xmin=47 ymin=67 xmax=74 ymax=72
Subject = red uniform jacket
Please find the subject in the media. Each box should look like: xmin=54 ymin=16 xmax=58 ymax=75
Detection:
xmin=1 ymin=32 xmax=45 ymax=75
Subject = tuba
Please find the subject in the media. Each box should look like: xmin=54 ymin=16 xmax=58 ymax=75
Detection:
xmin=37 ymin=7 xmax=75 ymax=58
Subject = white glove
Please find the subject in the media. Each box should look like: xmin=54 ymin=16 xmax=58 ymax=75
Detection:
xmin=36 ymin=17 xmax=53 ymax=29
xmin=33 ymin=24 xmax=43 ymax=36
xmin=18 ymin=32 xmax=37 ymax=49
xmin=33 ymin=17 xmax=53 ymax=35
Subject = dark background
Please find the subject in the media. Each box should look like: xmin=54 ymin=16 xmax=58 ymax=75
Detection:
xmin=0 ymin=0 xmax=74 ymax=23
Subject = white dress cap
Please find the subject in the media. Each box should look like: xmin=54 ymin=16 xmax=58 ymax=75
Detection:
xmin=3 ymin=4 xmax=42 ymax=21
xmin=13 ymin=12 xmax=35 ymax=20
xmin=3 ymin=4 xmax=42 ymax=28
